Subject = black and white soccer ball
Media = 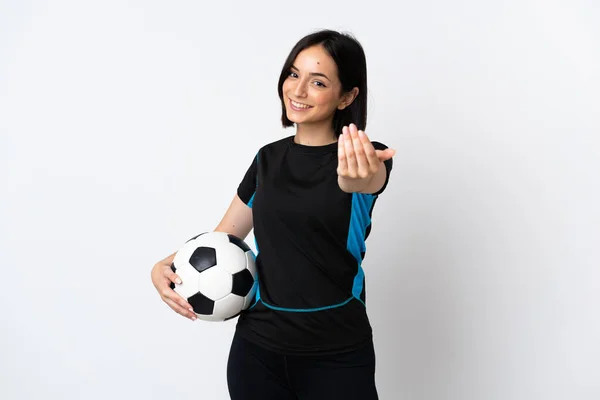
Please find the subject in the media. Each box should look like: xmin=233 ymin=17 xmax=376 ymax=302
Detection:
xmin=170 ymin=231 xmax=257 ymax=322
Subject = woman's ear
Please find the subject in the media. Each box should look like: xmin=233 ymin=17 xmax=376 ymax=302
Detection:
xmin=337 ymin=87 xmax=359 ymax=110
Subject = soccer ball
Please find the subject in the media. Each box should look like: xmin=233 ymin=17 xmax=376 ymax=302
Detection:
xmin=170 ymin=231 xmax=257 ymax=322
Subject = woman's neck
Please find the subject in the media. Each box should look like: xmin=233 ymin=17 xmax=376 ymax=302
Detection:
xmin=293 ymin=122 xmax=337 ymax=146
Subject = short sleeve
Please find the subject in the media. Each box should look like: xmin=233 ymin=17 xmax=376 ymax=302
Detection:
xmin=237 ymin=150 xmax=259 ymax=207
xmin=372 ymin=141 xmax=393 ymax=196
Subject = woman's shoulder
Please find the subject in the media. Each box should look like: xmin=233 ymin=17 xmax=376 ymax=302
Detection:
xmin=252 ymin=136 xmax=294 ymax=157
xmin=263 ymin=135 xmax=294 ymax=149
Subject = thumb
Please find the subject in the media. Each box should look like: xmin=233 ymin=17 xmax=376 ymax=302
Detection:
xmin=375 ymin=148 xmax=396 ymax=161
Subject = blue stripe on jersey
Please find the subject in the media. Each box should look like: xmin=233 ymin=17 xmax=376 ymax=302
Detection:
xmin=348 ymin=192 xmax=376 ymax=304
xmin=249 ymin=236 xmax=261 ymax=309
xmin=260 ymin=296 xmax=354 ymax=312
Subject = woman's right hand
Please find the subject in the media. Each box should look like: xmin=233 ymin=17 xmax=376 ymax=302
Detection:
xmin=151 ymin=255 xmax=197 ymax=321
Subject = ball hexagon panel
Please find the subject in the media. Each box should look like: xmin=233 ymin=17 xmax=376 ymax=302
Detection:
xmin=174 ymin=263 xmax=203 ymax=300
xmin=213 ymin=294 xmax=244 ymax=320
xmin=216 ymin=244 xmax=248 ymax=275
xmin=195 ymin=312 xmax=230 ymax=322
xmin=198 ymin=231 xmax=231 ymax=249
xmin=197 ymin=267 xmax=232 ymax=301
xmin=245 ymin=251 xmax=257 ymax=278
xmin=242 ymin=290 xmax=256 ymax=310
xmin=172 ymin=241 xmax=198 ymax=270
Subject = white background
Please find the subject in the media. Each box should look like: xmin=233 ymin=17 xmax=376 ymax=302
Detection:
xmin=1 ymin=0 xmax=599 ymax=399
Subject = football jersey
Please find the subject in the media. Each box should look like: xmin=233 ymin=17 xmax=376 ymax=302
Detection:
xmin=235 ymin=135 xmax=393 ymax=355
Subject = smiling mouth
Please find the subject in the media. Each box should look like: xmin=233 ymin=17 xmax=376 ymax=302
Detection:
xmin=289 ymin=98 xmax=312 ymax=110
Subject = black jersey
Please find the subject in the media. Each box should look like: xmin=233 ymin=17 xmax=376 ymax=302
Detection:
xmin=235 ymin=135 xmax=393 ymax=356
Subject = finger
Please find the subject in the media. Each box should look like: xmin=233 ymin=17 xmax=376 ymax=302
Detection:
xmin=357 ymin=130 xmax=380 ymax=169
xmin=337 ymin=128 xmax=348 ymax=176
xmin=343 ymin=127 xmax=358 ymax=176
xmin=163 ymin=264 xmax=182 ymax=285
xmin=161 ymin=280 xmax=193 ymax=309
xmin=162 ymin=286 xmax=195 ymax=315
xmin=349 ymin=125 xmax=370 ymax=178
xmin=164 ymin=297 xmax=197 ymax=321
xmin=375 ymin=148 xmax=396 ymax=161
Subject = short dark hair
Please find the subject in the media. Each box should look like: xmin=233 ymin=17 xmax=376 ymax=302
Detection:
xmin=277 ymin=29 xmax=368 ymax=137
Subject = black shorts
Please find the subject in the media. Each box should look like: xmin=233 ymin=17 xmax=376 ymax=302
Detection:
xmin=226 ymin=331 xmax=379 ymax=400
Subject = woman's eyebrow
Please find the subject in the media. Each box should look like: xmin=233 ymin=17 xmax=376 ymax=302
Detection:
xmin=291 ymin=65 xmax=331 ymax=82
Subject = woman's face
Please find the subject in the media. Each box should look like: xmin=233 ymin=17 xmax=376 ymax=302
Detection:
xmin=282 ymin=45 xmax=354 ymax=127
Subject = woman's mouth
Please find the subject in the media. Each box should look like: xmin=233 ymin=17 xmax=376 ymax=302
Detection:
xmin=289 ymin=99 xmax=313 ymax=111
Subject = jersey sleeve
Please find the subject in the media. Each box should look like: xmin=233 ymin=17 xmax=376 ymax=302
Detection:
xmin=237 ymin=150 xmax=259 ymax=207
xmin=372 ymin=141 xmax=393 ymax=196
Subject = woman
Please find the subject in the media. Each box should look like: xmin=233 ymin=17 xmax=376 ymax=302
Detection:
xmin=151 ymin=29 xmax=395 ymax=399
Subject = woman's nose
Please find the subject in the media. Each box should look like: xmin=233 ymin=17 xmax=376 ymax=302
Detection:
xmin=293 ymin=80 xmax=307 ymax=98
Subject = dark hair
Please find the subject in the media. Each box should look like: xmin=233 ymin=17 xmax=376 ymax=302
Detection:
xmin=277 ymin=29 xmax=368 ymax=137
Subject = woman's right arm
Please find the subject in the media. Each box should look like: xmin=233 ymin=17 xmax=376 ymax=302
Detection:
xmin=150 ymin=194 xmax=253 ymax=321
xmin=213 ymin=193 xmax=254 ymax=240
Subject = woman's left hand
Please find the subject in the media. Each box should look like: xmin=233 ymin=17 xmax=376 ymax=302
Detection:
xmin=337 ymin=124 xmax=395 ymax=193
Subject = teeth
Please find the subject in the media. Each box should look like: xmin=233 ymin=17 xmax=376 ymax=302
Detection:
xmin=291 ymin=100 xmax=311 ymax=109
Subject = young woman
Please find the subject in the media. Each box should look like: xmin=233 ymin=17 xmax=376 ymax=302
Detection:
xmin=151 ymin=29 xmax=395 ymax=399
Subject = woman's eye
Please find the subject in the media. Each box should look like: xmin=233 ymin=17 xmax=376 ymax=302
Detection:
xmin=314 ymin=81 xmax=326 ymax=87
xmin=289 ymin=71 xmax=298 ymax=78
